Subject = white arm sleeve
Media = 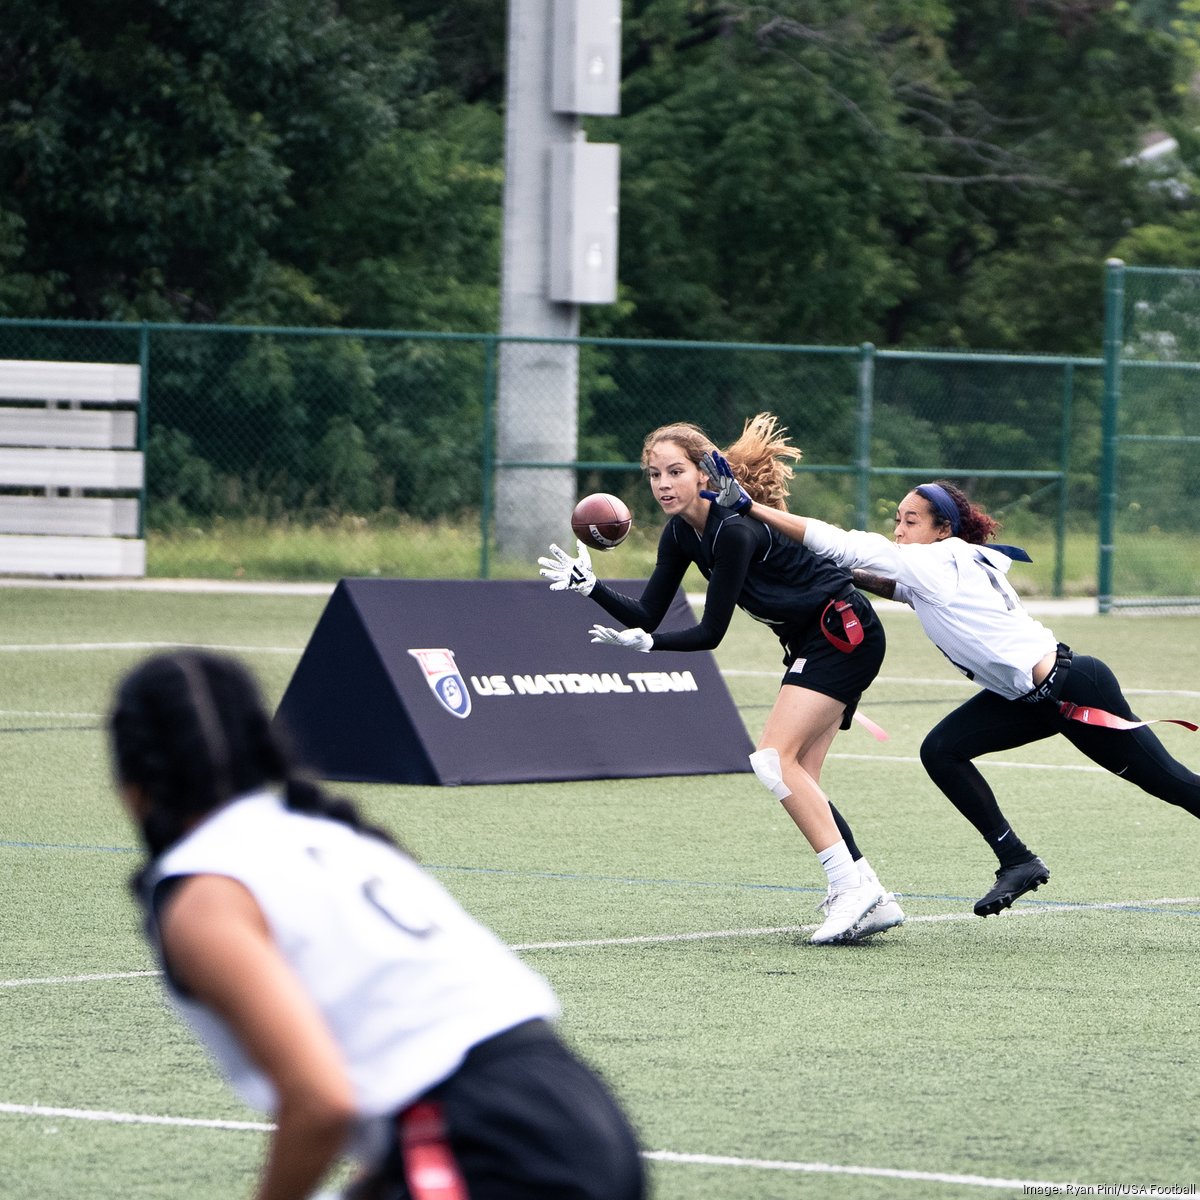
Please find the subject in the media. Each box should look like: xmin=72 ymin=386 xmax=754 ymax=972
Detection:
xmin=802 ymin=519 xmax=957 ymax=604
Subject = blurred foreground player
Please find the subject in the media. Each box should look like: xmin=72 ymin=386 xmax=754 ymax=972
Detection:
xmin=705 ymin=456 xmax=1200 ymax=916
xmin=108 ymin=649 xmax=644 ymax=1200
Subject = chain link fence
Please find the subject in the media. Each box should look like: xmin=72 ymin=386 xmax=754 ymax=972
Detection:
xmin=0 ymin=316 xmax=1121 ymax=595
xmin=1099 ymin=262 xmax=1200 ymax=612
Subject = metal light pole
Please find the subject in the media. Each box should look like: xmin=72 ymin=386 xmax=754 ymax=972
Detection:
xmin=495 ymin=0 xmax=620 ymax=564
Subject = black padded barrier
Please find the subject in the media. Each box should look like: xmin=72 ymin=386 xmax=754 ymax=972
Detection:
xmin=275 ymin=578 xmax=755 ymax=785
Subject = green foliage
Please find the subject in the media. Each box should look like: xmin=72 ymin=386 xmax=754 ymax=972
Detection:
xmin=3 ymin=0 xmax=1194 ymax=349
xmin=144 ymin=329 xmax=490 ymax=522
xmin=3 ymin=0 xmax=1200 ymax=526
xmin=0 ymin=0 xmax=501 ymax=327
xmin=922 ymin=0 xmax=1187 ymax=353
xmin=598 ymin=2 xmax=928 ymax=344
xmin=588 ymin=0 xmax=1195 ymax=354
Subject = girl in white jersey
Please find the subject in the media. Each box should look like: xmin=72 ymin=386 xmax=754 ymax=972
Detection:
xmin=703 ymin=457 xmax=1200 ymax=917
xmin=108 ymin=650 xmax=645 ymax=1200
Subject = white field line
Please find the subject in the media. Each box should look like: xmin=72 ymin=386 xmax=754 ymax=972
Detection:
xmin=0 ymin=578 xmax=334 ymax=595
xmin=0 ymin=641 xmax=301 ymax=654
xmin=0 ymin=969 xmax=162 ymax=988
xmin=0 ymin=1103 xmax=1078 ymax=1192
xmin=6 ymin=898 xmax=1198 ymax=986
xmin=828 ymin=751 xmax=1109 ymax=773
xmin=0 ymin=640 xmax=1194 ymax=700
xmin=0 ymin=1103 xmax=1079 ymax=1192
xmin=0 ymin=709 xmax=101 ymax=719
xmin=0 ymin=1103 xmax=271 ymax=1132
xmin=642 ymin=1149 xmax=1070 ymax=1191
xmin=5 ymin=904 xmax=1197 ymax=1192
xmin=510 ymin=895 xmax=1200 ymax=949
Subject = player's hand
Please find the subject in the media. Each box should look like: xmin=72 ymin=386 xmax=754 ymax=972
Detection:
xmin=590 ymin=625 xmax=654 ymax=652
xmin=538 ymin=540 xmax=596 ymax=595
xmin=699 ymin=450 xmax=752 ymax=514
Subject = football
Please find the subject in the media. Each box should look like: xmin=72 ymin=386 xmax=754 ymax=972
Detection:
xmin=571 ymin=492 xmax=633 ymax=551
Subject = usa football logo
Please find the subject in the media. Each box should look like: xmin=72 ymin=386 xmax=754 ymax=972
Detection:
xmin=407 ymin=648 xmax=472 ymax=719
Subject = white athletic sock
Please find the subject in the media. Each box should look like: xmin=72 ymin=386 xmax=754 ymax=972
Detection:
xmin=856 ymin=857 xmax=878 ymax=884
xmin=818 ymin=840 xmax=861 ymax=892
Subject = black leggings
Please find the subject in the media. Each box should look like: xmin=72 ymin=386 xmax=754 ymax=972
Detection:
xmin=920 ymin=654 xmax=1200 ymax=853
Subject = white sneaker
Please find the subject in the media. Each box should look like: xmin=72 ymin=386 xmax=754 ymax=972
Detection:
xmin=810 ymin=875 xmax=884 ymax=945
xmin=845 ymin=891 xmax=905 ymax=940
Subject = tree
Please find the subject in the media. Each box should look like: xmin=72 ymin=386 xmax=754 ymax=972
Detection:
xmin=1 ymin=0 xmax=1193 ymax=350
xmin=0 ymin=0 xmax=502 ymax=327
xmin=583 ymin=0 xmax=1192 ymax=354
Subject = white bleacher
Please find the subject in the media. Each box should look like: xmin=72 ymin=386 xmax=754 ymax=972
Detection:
xmin=0 ymin=359 xmax=145 ymax=577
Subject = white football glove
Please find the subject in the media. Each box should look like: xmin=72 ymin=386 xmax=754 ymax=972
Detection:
xmin=538 ymin=540 xmax=597 ymax=596
xmin=590 ymin=625 xmax=654 ymax=652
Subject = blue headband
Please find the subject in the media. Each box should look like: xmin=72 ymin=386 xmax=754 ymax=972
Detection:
xmin=915 ymin=483 xmax=961 ymax=534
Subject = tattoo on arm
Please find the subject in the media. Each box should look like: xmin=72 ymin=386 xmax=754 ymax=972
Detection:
xmin=852 ymin=569 xmax=896 ymax=600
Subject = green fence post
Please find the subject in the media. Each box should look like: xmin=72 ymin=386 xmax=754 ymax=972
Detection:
xmin=479 ymin=335 xmax=498 ymax=579
xmin=1054 ymin=360 xmax=1073 ymax=598
xmin=1098 ymin=259 xmax=1124 ymax=614
xmin=856 ymin=342 xmax=875 ymax=528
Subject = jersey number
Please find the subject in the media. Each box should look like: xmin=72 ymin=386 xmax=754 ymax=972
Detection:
xmin=305 ymin=845 xmax=438 ymax=937
xmin=363 ymin=876 xmax=438 ymax=938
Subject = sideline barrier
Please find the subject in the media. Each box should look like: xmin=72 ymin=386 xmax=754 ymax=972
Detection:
xmin=276 ymin=578 xmax=754 ymax=785
xmin=0 ymin=359 xmax=145 ymax=577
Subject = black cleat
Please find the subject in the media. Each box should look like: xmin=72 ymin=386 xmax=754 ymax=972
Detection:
xmin=974 ymin=856 xmax=1050 ymax=917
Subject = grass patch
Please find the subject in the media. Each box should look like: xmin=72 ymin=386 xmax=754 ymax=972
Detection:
xmin=4 ymin=590 xmax=1200 ymax=1197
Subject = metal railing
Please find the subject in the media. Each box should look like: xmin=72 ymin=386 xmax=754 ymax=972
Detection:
xmin=0 ymin=317 xmax=1119 ymax=596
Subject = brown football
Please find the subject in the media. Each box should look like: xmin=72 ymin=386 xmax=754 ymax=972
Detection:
xmin=571 ymin=492 xmax=633 ymax=551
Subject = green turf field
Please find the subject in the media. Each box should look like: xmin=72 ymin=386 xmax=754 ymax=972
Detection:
xmin=3 ymin=582 xmax=1200 ymax=1199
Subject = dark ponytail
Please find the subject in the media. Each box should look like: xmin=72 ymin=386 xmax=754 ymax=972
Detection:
xmin=109 ymin=650 xmax=404 ymax=892
xmin=280 ymin=774 xmax=401 ymax=849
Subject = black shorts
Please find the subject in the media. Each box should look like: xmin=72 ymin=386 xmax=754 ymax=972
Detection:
xmin=360 ymin=1020 xmax=645 ymax=1200
xmin=778 ymin=591 xmax=886 ymax=729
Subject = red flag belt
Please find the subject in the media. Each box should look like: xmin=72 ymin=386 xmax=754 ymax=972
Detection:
xmin=398 ymin=1100 xmax=469 ymax=1200
xmin=1058 ymin=702 xmax=1199 ymax=733
xmin=821 ymin=597 xmax=864 ymax=654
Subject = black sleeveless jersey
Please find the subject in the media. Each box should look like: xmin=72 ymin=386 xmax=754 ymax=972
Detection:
xmin=590 ymin=504 xmax=853 ymax=652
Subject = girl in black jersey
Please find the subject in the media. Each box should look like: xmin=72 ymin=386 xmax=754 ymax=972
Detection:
xmin=540 ymin=413 xmax=902 ymax=945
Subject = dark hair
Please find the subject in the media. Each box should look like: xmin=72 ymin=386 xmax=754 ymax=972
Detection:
xmin=108 ymin=650 xmax=402 ymax=873
xmin=914 ymin=479 xmax=999 ymax=545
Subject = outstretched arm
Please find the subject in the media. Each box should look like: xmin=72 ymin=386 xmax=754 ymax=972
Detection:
xmin=702 ymin=449 xmax=909 ymax=590
xmin=746 ymin=499 xmax=810 ymax=544
xmin=538 ymin=533 xmax=685 ymax=634
xmin=751 ymin=503 xmax=898 ymax=597
xmin=159 ymin=875 xmax=356 ymax=1200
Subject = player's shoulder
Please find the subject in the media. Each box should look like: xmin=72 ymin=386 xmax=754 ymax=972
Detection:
xmin=662 ymin=514 xmax=691 ymax=546
xmin=708 ymin=508 xmax=764 ymax=550
xmin=712 ymin=506 xmax=761 ymax=536
xmin=903 ymin=537 xmax=960 ymax=560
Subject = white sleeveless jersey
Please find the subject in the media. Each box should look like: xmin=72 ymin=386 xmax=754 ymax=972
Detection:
xmin=147 ymin=791 xmax=559 ymax=1151
xmin=802 ymin=520 xmax=1058 ymax=700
